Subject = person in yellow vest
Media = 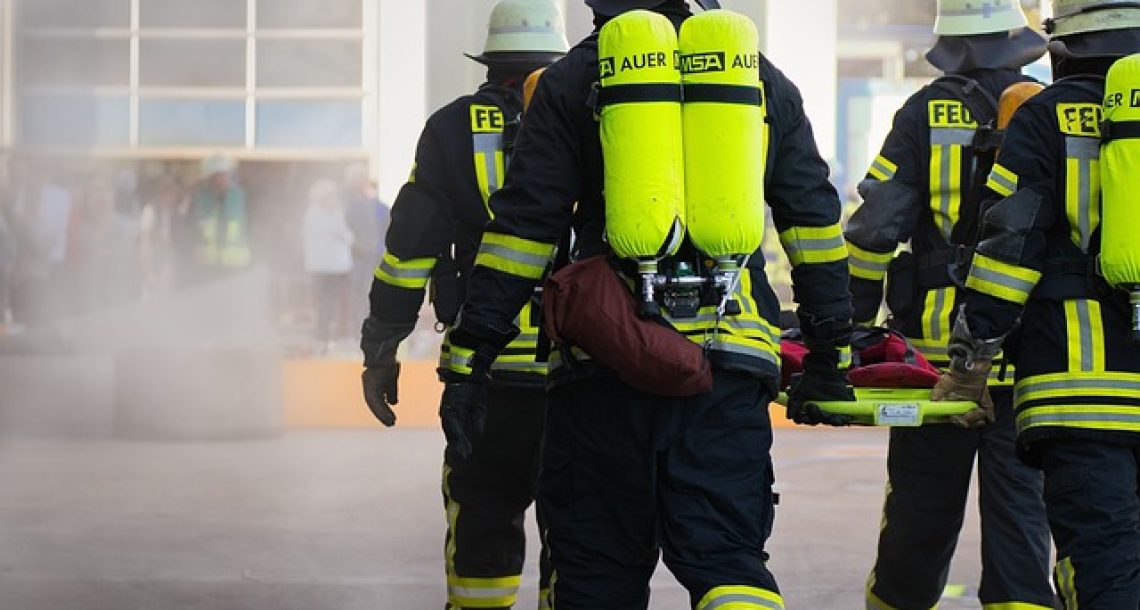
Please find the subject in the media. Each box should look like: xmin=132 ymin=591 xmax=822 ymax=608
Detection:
xmin=932 ymin=0 xmax=1140 ymax=606
xmin=187 ymin=155 xmax=251 ymax=284
xmin=359 ymin=2 xmax=567 ymax=608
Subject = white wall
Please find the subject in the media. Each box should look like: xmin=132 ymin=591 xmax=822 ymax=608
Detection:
xmin=376 ymin=0 xmax=427 ymax=203
xmin=753 ymin=0 xmax=839 ymax=162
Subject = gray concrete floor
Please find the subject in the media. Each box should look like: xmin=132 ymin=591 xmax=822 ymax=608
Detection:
xmin=0 ymin=428 xmax=995 ymax=609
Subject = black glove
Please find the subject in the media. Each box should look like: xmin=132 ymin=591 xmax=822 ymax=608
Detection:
xmin=439 ymin=375 xmax=489 ymax=463
xmin=786 ymin=351 xmax=856 ymax=426
xmin=436 ymin=315 xmax=518 ymax=462
xmin=362 ymin=363 xmax=400 ymax=426
xmin=360 ymin=317 xmax=415 ymax=427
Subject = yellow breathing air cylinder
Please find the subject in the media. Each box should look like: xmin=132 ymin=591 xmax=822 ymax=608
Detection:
xmin=679 ymin=9 xmax=765 ymax=275
xmin=1100 ymin=52 xmax=1140 ymax=343
xmin=598 ymin=10 xmax=685 ymax=265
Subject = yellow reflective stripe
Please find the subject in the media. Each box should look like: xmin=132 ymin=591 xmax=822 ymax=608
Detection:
xmin=443 ymin=463 xmax=461 ymax=600
xmin=696 ymin=585 xmax=784 ymax=610
xmin=1015 ymin=371 xmax=1140 ymax=403
xmin=929 ymin=136 xmax=964 ymax=241
xmin=847 ymin=241 xmax=894 ymax=281
xmin=1055 ymin=556 xmax=1078 ymax=610
xmin=538 ymin=588 xmax=552 ymax=610
xmin=490 ymin=355 xmax=548 ymax=375
xmin=865 ymin=588 xmax=916 ymax=610
xmin=920 ymin=287 xmax=954 ymax=345
xmin=443 ymin=344 xmax=475 ymax=375
xmin=447 ymin=574 xmax=522 ymax=608
xmin=1063 ymin=137 xmax=1101 ymax=252
xmin=982 ymin=603 xmax=1054 ymax=610
xmin=1017 ymin=405 xmax=1140 ymax=432
xmin=779 ymin=224 xmax=847 ymax=266
xmin=838 ymin=344 xmax=852 ymax=369
xmin=374 ymin=252 xmax=436 ymax=289
xmin=1063 ymin=299 xmax=1105 ymax=373
xmin=965 ymin=253 xmax=1041 ymax=306
xmin=986 ymin=163 xmax=1018 ymax=197
xmin=475 ymin=232 xmax=555 ymax=280
xmin=867 ymin=154 xmax=898 ymax=181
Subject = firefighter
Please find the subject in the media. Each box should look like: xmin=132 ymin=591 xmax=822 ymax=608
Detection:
xmin=931 ymin=0 xmax=1140 ymax=606
xmin=358 ymin=1 xmax=567 ymax=608
xmin=435 ymin=1 xmax=854 ymax=608
xmin=843 ymin=2 xmax=1055 ymax=609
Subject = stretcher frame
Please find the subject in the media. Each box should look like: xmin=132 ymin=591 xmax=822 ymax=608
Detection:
xmin=775 ymin=388 xmax=978 ymax=427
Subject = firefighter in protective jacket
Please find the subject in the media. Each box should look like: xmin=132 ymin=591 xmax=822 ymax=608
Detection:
xmin=358 ymin=2 xmax=567 ymax=608
xmin=932 ymin=0 xmax=1140 ymax=606
xmin=438 ymin=1 xmax=854 ymax=607
xmin=844 ymin=2 xmax=1054 ymax=608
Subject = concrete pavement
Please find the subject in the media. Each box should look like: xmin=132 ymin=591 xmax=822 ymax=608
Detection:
xmin=0 ymin=428 xmax=996 ymax=609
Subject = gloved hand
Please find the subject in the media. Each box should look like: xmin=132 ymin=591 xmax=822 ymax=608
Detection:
xmin=362 ymin=363 xmax=400 ymax=426
xmin=932 ymin=306 xmax=1007 ymax=428
xmin=436 ymin=317 xmax=518 ymax=462
xmin=439 ymin=375 xmax=488 ymax=463
xmin=786 ymin=351 xmax=856 ymax=426
xmin=932 ymin=357 xmax=994 ymax=428
xmin=360 ymin=317 xmax=415 ymax=427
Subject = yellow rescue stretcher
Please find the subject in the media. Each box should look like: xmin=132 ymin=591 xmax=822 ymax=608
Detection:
xmin=775 ymin=388 xmax=978 ymax=427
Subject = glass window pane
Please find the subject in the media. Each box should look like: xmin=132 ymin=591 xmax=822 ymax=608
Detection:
xmin=140 ymin=0 xmax=246 ymax=29
xmin=19 ymin=0 xmax=128 ymax=29
xmin=257 ymin=0 xmax=362 ymax=29
xmin=140 ymin=39 xmax=246 ymax=87
xmin=256 ymin=100 xmax=360 ymax=148
xmin=19 ymin=36 xmax=129 ymax=87
xmin=140 ymin=99 xmax=246 ymax=146
xmin=257 ymin=40 xmax=361 ymax=88
xmin=19 ymin=94 xmax=129 ymax=148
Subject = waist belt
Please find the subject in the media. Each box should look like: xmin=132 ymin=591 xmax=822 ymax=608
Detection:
xmin=915 ymin=245 xmax=973 ymax=290
xmin=1034 ymin=256 xmax=1107 ymax=301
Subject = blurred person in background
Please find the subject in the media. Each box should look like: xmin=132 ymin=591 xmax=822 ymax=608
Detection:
xmin=358 ymin=1 xmax=567 ymax=607
xmin=0 ymin=160 xmax=13 ymax=330
xmin=185 ymin=155 xmax=251 ymax=285
xmin=139 ymin=174 xmax=187 ymax=298
xmin=303 ymin=178 xmax=354 ymax=353
xmin=844 ymin=2 xmax=1054 ymax=609
xmin=70 ymin=174 xmax=140 ymax=312
xmin=10 ymin=160 xmax=72 ymax=327
xmin=342 ymin=162 xmax=389 ymax=332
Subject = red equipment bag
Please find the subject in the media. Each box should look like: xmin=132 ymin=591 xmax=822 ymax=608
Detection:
xmin=779 ymin=326 xmax=941 ymax=390
xmin=542 ymin=255 xmax=713 ymax=397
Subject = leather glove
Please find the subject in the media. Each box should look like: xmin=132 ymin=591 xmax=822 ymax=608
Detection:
xmin=439 ymin=375 xmax=488 ymax=464
xmin=932 ymin=306 xmax=1007 ymax=428
xmin=362 ymin=363 xmax=399 ymax=426
xmin=787 ymin=351 xmax=856 ymax=426
xmin=932 ymin=357 xmax=994 ymax=428
xmin=360 ymin=317 xmax=415 ymax=427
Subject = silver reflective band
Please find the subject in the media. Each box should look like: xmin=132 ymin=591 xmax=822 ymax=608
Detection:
xmin=703 ymin=593 xmax=783 ymax=610
xmin=478 ymin=242 xmax=553 ymax=268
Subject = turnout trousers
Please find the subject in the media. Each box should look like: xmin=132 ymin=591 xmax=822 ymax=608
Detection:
xmin=1039 ymin=438 xmax=1140 ymax=609
xmin=867 ymin=389 xmax=1054 ymax=610
xmin=443 ymin=382 xmax=551 ymax=610
xmin=539 ymin=371 xmax=782 ymax=610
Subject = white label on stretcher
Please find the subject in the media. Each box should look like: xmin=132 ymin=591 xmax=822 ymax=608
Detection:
xmin=874 ymin=403 xmax=921 ymax=426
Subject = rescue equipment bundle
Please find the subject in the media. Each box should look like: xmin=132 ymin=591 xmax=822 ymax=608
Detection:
xmin=1098 ymin=52 xmax=1140 ymax=343
xmin=596 ymin=8 xmax=765 ymax=318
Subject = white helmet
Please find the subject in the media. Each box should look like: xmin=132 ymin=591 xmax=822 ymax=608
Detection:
xmin=467 ymin=0 xmax=569 ymax=66
xmin=1047 ymin=0 xmax=1140 ymax=37
xmin=933 ymin=0 xmax=1030 ymax=36
xmin=1046 ymin=0 xmax=1140 ymax=57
